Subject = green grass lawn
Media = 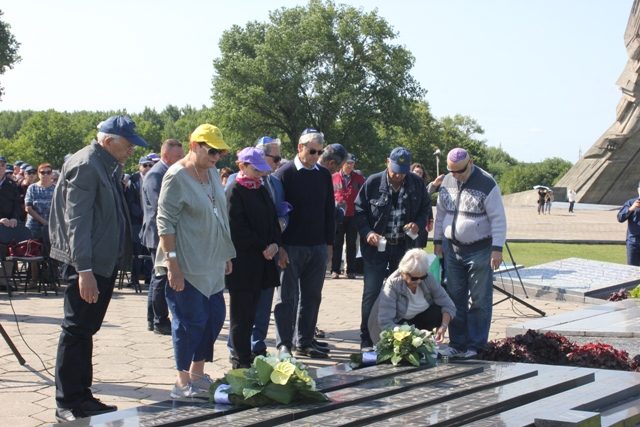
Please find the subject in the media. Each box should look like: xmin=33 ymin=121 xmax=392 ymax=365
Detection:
xmin=426 ymin=242 xmax=627 ymax=268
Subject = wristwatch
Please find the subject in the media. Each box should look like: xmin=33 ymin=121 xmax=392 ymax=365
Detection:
xmin=166 ymin=251 xmax=177 ymax=259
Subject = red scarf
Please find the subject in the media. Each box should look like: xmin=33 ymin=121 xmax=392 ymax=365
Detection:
xmin=236 ymin=171 xmax=262 ymax=189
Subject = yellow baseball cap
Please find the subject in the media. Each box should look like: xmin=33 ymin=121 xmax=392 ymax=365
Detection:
xmin=190 ymin=124 xmax=230 ymax=150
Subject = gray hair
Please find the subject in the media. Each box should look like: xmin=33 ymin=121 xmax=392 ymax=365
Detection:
xmin=256 ymin=142 xmax=280 ymax=156
xmin=398 ymin=248 xmax=430 ymax=276
xmin=299 ymin=132 xmax=324 ymax=146
xmin=97 ymin=131 xmax=121 ymax=145
xmin=320 ymin=143 xmax=347 ymax=165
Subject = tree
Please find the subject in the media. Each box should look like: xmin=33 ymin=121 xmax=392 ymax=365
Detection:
xmin=212 ymin=0 xmax=424 ymax=158
xmin=0 ymin=10 xmax=21 ymax=100
xmin=484 ymin=145 xmax=519 ymax=183
xmin=500 ymin=157 xmax=572 ymax=194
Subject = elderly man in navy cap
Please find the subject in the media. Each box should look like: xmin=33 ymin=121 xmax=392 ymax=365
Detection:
xmin=433 ymin=147 xmax=506 ymax=359
xmin=355 ymin=147 xmax=431 ymax=351
xmin=49 ymin=115 xmax=147 ymax=422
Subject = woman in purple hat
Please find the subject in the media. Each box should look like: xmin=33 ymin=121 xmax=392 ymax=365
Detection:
xmin=225 ymin=147 xmax=282 ymax=368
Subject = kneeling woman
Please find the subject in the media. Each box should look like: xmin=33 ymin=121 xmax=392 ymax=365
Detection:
xmin=368 ymin=248 xmax=456 ymax=345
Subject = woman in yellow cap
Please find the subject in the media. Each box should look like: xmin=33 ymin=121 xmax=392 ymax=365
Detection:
xmin=156 ymin=124 xmax=236 ymax=398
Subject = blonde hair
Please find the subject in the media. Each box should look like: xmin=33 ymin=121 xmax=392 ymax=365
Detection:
xmin=398 ymin=248 xmax=430 ymax=276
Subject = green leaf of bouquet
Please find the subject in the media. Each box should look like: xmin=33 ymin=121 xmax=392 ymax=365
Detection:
xmin=377 ymin=351 xmax=392 ymax=363
xmin=242 ymin=386 xmax=264 ymax=400
xmin=262 ymin=382 xmax=295 ymax=404
xmin=298 ymin=388 xmax=330 ymax=403
xmin=406 ymin=352 xmax=420 ymax=367
xmin=225 ymin=368 xmax=250 ymax=395
xmin=254 ymin=357 xmax=273 ymax=385
xmin=391 ymin=354 xmax=402 ymax=365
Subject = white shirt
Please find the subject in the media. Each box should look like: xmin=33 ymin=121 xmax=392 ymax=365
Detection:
xmin=404 ymin=285 xmax=429 ymax=319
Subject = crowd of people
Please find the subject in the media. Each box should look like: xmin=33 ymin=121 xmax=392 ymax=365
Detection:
xmin=1 ymin=115 xmax=509 ymax=422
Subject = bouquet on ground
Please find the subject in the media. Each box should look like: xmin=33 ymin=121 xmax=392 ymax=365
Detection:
xmin=350 ymin=324 xmax=436 ymax=368
xmin=209 ymin=355 xmax=329 ymax=407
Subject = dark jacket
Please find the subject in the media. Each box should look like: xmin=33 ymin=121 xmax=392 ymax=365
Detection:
xmin=139 ymin=161 xmax=169 ymax=249
xmin=49 ymin=141 xmax=132 ymax=277
xmin=225 ymin=181 xmax=281 ymax=291
xmin=617 ymin=197 xmax=640 ymax=243
xmin=355 ymin=170 xmax=431 ymax=259
xmin=0 ymin=177 xmax=20 ymax=220
xmin=125 ymin=171 xmax=144 ymax=225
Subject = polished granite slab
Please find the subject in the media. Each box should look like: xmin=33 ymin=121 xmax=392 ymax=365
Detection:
xmin=507 ymin=299 xmax=640 ymax=338
xmin=494 ymin=257 xmax=640 ymax=302
xmin=54 ymin=360 xmax=640 ymax=427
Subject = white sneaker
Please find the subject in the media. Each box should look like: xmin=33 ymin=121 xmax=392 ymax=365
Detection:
xmin=437 ymin=346 xmax=464 ymax=357
xmin=191 ymin=373 xmax=214 ymax=395
xmin=170 ymin=383 xmax=195 ymax=399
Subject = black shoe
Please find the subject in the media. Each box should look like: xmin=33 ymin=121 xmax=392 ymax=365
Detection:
xmin=312 ymin=340 xmax=330 ymax=353
xmin=313 ymin=339 xmax=329 ymax=348
xmin=80 ymin=397 xmax=118 ymax=416
xmin=154 ymin=323 xmax=172 ymax=335
xmin=314 ymin=326 xmax=325 ymax=338
xmin=147 ymin=321 xmax=154 ymax=331
xmin=55 ymin=407 xmax=87 ymax=422
xmin=294 ymin=346 xmax=329 ymax=359
xmin=346 ymin=273 xmax=356 ymax=279
xmin=360 ymin=340 xmax=374 ymax=352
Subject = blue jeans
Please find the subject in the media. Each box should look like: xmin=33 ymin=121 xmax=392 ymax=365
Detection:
xmin=627 ymin=241 xmax=640 ymax=266
xmin=274 ymin=244 xmax=327 ymax=349
xmin=165 ymin=282 xmax=225 ymax=371
xmin=443 ymin=240 xmax=493 ymax=352
xmin=360 ymin=243 xmax=405 ymax=346
xmin=227 ymin=287 xmax=274 ymax=357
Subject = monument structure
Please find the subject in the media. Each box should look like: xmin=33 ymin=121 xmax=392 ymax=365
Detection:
xmin=557 ymin=0 xmax=640 ymax=204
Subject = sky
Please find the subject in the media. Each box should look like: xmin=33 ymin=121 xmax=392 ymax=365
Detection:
xmin=0 ymin=0 xmax=633 ymax=163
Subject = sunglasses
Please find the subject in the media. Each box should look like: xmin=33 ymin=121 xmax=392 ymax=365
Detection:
xmin=306 ymin=148 xmax=324 ymax=156
xmin=142 ymin=163 xmax=153 ymax=168
xmin=265 ymin=154 xmax=282 ymax=163
xmin=27 ymin=170 xmax=37 ymax=175
xmin=39 ymin=170 xmax=52 ymax=175
xmin=408 ymin=274 xmax=427 ymax=282
xmin=448 ymin=161 xmax=470 ymax=174
xmin=199 ymin=143 xmax=226 ymax=156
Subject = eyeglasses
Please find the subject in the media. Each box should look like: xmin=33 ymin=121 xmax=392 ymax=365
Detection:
xmin=27 ymin=170 xmax=37 ymax=175
xmin=265 ymin=154 xmax=282 ymax=163
xmin=447 ymin=161 xmax=469 ymax=174
xmin=39 ymin=170 xmax=52 ymax=175
xmin=306 ymin=148 xmax=324 ymax=156
xmin=408 ymin=274 xmax=427 ymax=282
xmin=142 ymin=163 xmax=153 ymax=168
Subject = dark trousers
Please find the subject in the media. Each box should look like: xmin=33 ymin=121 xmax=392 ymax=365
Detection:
xmin=55 ymin=269 xmax=116 ymax=409
xmin=401 ymin=304 xmax=443 ymax=331
xmin=146 ymin=249 xmax=169 ymax=326
xmin=228 ymin=288 xmax=263 ymax=366
xmin=568 ymin=201 xmax=575 ymax=213
xmin=331 ymin=216 xmax=358 ymax=274
xmin=627 ymin=241 xmax=640 ymax=266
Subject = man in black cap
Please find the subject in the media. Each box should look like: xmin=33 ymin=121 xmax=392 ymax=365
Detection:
xmin=355 ymin=147 xmax=431 ymax=351
xmin=0 ymin=156 xmax=20 ymax=227
xmin=49 ymin=115 xmax=147 ymax=422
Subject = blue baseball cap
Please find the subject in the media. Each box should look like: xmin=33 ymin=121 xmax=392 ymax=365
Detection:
xmin=388 ymin=147 xmax=411 ymax=174
xmin=5 ymin=164 xmax=13 ymax=173
xmin=146 ymin=152 xmax=160 ymax=162
xmin=0 ymin=156 xmax=7 ymax=163
xmin=138 ymin=156 xmax=152 ymax=165
xmin=98 ymin=115 xmax=148 ymax=147
xmin=255 ymin=136 xmax=281 ymax=146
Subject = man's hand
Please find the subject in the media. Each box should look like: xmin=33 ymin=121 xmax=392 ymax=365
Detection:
xmin=262 ymin=243 xmax=278 ymax=260
xmin=403 ymin=222 xmax=419 ymax=235
xmin=630 ymin=199 xmax=640 ymax=212
xmin=78 ymin=271 xmax=99 ymax=304
xmin=432 ymin=174 xmax=445 ymax=188
xmin=434 ymin=244 xmax=443 ymax=258
xmin=277 ymin=247 xmax=289 ymax=269
xmin=225 ymin=260 xmax=233 ymax=275
xmin=366 ymin=232 xmax=381 ymax=247
xmin=0 ymin=218 xmax=17 ymax=228
xmin=490 ymin=250 xmax=503 ymax=270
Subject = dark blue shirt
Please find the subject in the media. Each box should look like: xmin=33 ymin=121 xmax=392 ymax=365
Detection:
xmin=617 ymin=197 xmax=640 ymax=243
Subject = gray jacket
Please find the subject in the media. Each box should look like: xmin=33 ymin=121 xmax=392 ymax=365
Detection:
xmin=368 ymin=269 xmax=456 ymax=344
xmin=49 ymin=141 xmax=132 ymax=277
xmin=139 ymin=160 xmax=169 ymax=249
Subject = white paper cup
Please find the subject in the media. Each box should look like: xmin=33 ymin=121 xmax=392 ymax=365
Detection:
xmin=405 ymin=229 xmax=418 ymax=240
xmin=377 ymin=237 xmax=387 ymax=252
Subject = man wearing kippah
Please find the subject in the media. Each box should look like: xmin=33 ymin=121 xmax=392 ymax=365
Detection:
xmin=433 ymin=147 xmax=506 ymax=359
xmin=616 ymin=182 xmax=640 ymax=266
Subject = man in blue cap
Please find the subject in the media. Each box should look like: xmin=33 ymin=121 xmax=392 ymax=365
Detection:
xmin=355 ymin=147 xmax=431 ymax=351
xmin=49 ymin=115 xmax=147 ymax=422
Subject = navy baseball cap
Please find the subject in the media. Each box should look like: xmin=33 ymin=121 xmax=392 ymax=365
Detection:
xmin=0 ymin=156 xmax=7 ymax=163
xmin=388 ymin=147 xmax=411 ymax=174
xmin=98 ymin=115 xmax=148 ymax=147
xmin=5 ymin=164 xmax=13 ymax=173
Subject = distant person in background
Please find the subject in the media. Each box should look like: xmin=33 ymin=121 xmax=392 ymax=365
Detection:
xmin=331 ymin=153 xmax=365 ymax=279
xmin=140 ymin=139 xmax=184 ymax=334
xmin=19 ymin=164 xmax=38 ymax=223
xmin=220 ymin=167 xmax=233 ymax=186
xmin=617 ymin=184 xmax=640 ymax=266
xmin=25 ymin=163 xmax=56 ymax=244
xmin=0 ymin=156 xmax=21 ymax=228
xmin=544 ymin=190 xmax=553 ymax=214
xmin=568 ymin=188 xmax=577 ymax=213
xmin=537 ymin=189 xmax=546 ymax=215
